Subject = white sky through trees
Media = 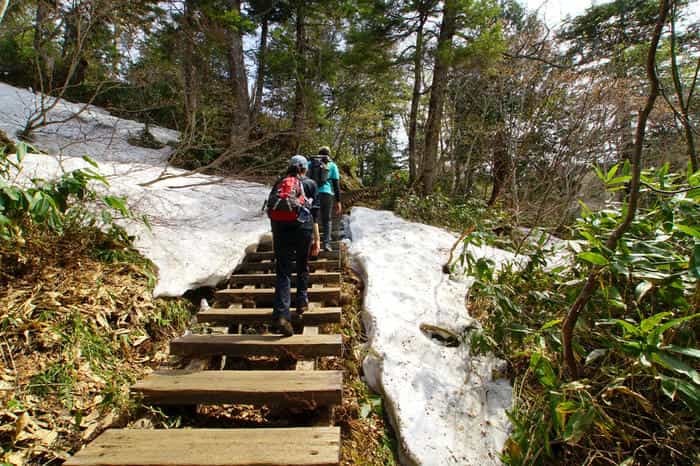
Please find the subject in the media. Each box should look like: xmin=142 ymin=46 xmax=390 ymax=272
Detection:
xmin=524 ymin=0 xmax=700 ymax=27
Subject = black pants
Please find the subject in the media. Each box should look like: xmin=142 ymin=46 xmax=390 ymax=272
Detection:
xmin=271 ymin=221 xmax=312 ymax=320
xmin=319 ymin=193 xmax=334 ymax=246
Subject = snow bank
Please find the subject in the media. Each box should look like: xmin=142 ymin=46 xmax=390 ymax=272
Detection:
xmin=0 ymin=82 xmax=269 ymax=297
xmin=348 ymin=207 xmax=514 ymax=466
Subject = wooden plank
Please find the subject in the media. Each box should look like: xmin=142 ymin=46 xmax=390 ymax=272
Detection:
xmin=132 ymin=370 xmax=342 ymax=407
xmin=229 ymin=272 xmax=341 ymax=286
xmin=64 ymin=427 xmax=341 ymax=466
xmin=215 ymin=287 xmax=340 ymax=306
xmin=296 ymin=327 xmax=319 ymax=371
xmin=246 ymin=250 xmax=340 ymax=262
xmin=170 ymin=334 xmax=342 ymax=359
xmin=197 ymin=307 xmax=341 ymax=326
xmin=235 ymin=259 xmax=340 ymax=273
xmin=258 ymin=240 xmax=340 ymax=251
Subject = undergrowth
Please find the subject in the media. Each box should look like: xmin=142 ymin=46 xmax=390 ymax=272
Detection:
xmin=320 ymin=259 xmax=398 ymax=465
xmin=465 ymin=164 xmax=700 ymax=465
xmin=0 ymin=145 xmax=193 ymax=465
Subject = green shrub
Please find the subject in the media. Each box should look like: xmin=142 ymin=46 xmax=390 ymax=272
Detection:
xmin=467 ymin=164 xmax=700 ymax=465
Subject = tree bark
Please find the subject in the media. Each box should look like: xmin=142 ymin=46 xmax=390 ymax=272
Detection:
xmin=421 ymin=0 xmax=457 ymax=194
xmin=291 ymin=1 xmax=307 ymax=153
xmin=408 ymin=9 xmax=428 ymax=186
xmin=488 ymin=125 xmax=510 ymax=206
xmin=669 ymin=2 xmax=698 ymax=171
xmin=34 ymin=0 xmax=56 ymax=92
xmin=561 ymin=0 xmax=668 ymax=378
xmin=227 ymin=0 xmax=251 ymax=145
xmin=181 ymin=0 xmax=199 ymax=136
xmin=250 ymin=12 xmax=269 ymax=128
xmin=0 ymin=0 xmax=9 ymax=26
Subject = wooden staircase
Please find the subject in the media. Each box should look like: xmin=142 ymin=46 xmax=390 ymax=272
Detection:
xmin=66 ymin=224 xmax=346 ymax=466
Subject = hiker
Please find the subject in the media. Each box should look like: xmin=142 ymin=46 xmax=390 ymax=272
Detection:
xmin=266 ymin=155 xmax=321 ymax=336
xmin=308 ymin=146 xmax=341 ymax=251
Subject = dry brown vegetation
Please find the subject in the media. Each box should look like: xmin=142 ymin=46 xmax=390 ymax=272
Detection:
xmin=0 ymin=225 xmax=193 ymax=465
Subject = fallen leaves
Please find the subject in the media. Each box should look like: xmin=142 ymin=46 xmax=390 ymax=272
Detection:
xmin=1 ymin=230 xmax=191 ymax=465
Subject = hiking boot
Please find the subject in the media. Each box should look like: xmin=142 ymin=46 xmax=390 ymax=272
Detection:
xmin=296 ymin=299 xmax=309 ymax=315
xmin=274 ymin=317 xmax=294 ymax=337
xmin=323 ymin=243 xmax=333 ymax=252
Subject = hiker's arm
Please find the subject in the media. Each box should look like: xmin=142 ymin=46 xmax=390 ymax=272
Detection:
xmin=331 ymin=178 xmax=341 ymax=215
xmin=311 ymin=222 xmax=321 ymax=256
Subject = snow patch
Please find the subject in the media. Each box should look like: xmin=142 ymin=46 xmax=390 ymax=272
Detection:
xmin=349 ymin=207 xmax=514 ymax=466
xmin=0 ymin=82 xmax=269 ymax=297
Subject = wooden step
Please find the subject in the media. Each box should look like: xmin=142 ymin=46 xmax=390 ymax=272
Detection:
xmin=64 ymin=427 xmax=341 ymax=466
xmin=170 ymin=334 xmax=342 ymax=358
xmin=247 ymin=250 xmax=340 ymax=262
xmin=258 ymin=240 xmax=341 ymax=251
xmin=236 ymin=259 xmax=341 ymax=273
xmin=229 ymin=272 xmax=341 ymax=286
xmin=215 ymin=287 xmax=341 ymax=306
xmin=197 ymin=307 xmax=341 ymax=326
xmin=132 ymin=370 xmax=342 ymax=407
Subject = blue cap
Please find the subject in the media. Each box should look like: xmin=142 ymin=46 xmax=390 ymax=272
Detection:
xmin=289 ymin=154 xmax=307 ymax=167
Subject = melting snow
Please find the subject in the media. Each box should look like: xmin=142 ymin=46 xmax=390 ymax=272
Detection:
xmin=0 ymin=82 xmax=269 ymax=297
xmin=349 ymin=207 xmax=514 ymax=466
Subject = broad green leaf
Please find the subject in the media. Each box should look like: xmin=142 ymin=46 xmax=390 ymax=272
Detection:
xmin=563 ymin=406 xmax=596 ymax=444
xmin=578 ymin=251 xmax=608 ymax=266
xmin=530 ymin=352 xmax=558 ymax=388
xmin=659 ymin=375 xmax=700 ymax=414
xmin=634 ymin=281 xmax=653 ymax=303
xmin=608 ymin=175 xmax=631 ymax=185
xmin=599 ymin=318 xmax=641 ymax=337
xmin=650 ymin=313 xmax=700 ymax=343
xmin=674 ymin=224 xmax=700 ymax=239
xmin=541 ymin=319 xmax=562 ymax=330
xmin=585 ymin=349 xmax=607 ymax=365
xmin=690 ymin=243 xmax=700 ymax=279
xmin=3 ymin=186 xmax=20 ymax=201
xmin=662 ymin=345 xmax=700 ymax=359
xmin=554 ymin=400 xmax=578 ymax=432
xmin=606 ymin=164 xmax=619 ymax=181
xmin=103 ymin=196 xmax=129 ymax=216
xmin=82 ymin=155 xmax=99 ymax=168
xmin=650 ymin=352 xmax=700 ymax=384
xmin=640 ymin=311 xmax=673 ymax=333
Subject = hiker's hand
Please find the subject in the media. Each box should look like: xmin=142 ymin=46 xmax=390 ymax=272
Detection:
xmin=311 ymin=240 xmax=320 ymax=257
xmin=334 ymin=202 xmax=342 ymax=216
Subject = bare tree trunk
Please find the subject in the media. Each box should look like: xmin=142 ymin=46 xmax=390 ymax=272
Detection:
xmin=291 ymin=1 xmax=306 ymax=153
xmin=227 ymin=0 xmax=250 ymax=145
xmin=561 ymin=0 xmax=668 ymax=378
xmin=488 ymin=125 xmax=510 ymax=206
xmin=250 ymin=12 xmax=269 ymax=128
xmin=421 ymin=0 xmax=457 ymax=194
xmin=0 ymin=0 xmax=9 ymax=26
xmin=181 ymin=0 xmax=199 ymax=137
xmin=34 ymin=0 xmax=56 ymax=92
xmin=669 ymin=1 xmax=698 ymax=171
xmin=408 ymin=10 xmax=428 ymax=186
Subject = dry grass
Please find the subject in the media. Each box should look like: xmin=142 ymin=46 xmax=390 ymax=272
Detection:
xmin=319 ymin=261 xmax=398 ymax=465
xmin=0 ymin=226 xmax=193 ymax=465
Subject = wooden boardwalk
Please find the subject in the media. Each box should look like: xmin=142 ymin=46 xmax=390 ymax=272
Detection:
xmin=66 ymin=224 xmax=346 ymax=466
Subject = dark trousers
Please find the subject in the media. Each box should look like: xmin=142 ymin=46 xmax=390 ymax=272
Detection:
xmin=319 ymin=193 xmax=334 ymax=246
xmin=271 ymin=221 xmax=312 ymax=321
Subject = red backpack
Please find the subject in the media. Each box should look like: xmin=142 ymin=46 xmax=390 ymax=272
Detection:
xmin=266 ymin=175 xmax=306 ymax=222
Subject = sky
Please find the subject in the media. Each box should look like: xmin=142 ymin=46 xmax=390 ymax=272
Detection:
xmin=524 ymin=0 xmax=700 ymax=27
xmin=524 ymin=0 xmax=595 ymax=26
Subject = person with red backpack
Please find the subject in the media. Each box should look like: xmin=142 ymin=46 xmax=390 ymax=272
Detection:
xmin=266 ymin=155 xmax=320 ymax=336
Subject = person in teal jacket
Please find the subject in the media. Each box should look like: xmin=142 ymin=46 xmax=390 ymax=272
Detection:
xmin=314 ymin=146 xmax=341 ymax=251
